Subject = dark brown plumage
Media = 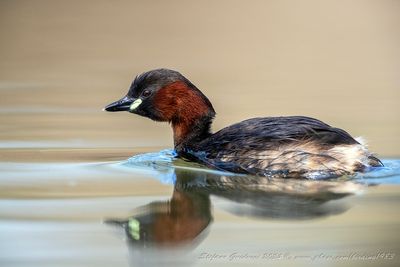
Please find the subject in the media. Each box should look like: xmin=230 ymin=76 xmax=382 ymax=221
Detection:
xmin=104 ymin=68 xmax=383 ymax=179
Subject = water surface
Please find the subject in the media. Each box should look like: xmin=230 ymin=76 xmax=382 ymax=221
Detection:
xmin=1 ymin=147 xmax=399 ymax=267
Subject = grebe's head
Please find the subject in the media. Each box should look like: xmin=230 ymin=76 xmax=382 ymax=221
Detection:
xmin=104 ymin=69 xmax=215 ymax=123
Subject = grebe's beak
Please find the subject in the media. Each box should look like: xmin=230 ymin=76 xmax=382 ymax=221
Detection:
xmin=104 ymin=96 xmax=137 ymax=112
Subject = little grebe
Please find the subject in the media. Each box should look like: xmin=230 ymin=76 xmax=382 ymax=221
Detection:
xmin=104 ymin=69 xmax=383 ymax=178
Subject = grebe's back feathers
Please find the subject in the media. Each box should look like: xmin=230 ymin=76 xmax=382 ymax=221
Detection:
xmin=200 ymin=116 xmax=359 ymax=150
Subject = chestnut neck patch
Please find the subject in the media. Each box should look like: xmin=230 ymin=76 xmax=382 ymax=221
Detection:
xmin=153 ymin=81 xmax=215 ymax=148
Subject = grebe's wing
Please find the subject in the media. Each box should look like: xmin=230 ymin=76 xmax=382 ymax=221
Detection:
xmin=205 ymin=116 xmax=359 ymax=148
xmin=186 ymin=116 xmax=379 ymax=178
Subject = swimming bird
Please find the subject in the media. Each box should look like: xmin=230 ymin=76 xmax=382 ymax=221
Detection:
xmin=104 ymin=69 xmax=383 ymax=179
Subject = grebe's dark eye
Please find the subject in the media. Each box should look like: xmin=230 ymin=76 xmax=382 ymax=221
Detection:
xmin=142 ymin=89 xmax=152 ymax=98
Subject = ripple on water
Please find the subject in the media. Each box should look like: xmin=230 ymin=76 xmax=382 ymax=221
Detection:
xmin=118 ymin=149 xmax=400 ymax=185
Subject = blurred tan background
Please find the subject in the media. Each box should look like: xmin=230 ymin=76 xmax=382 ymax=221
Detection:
xmin=0 ymin=0 xmax=399 ymax=156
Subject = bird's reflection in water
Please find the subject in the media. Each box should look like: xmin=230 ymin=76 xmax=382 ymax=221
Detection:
xmin=106 ymin=177 xmax=212 ymax=247
xmin=106 ymin=157 xmax=364 ymax=266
